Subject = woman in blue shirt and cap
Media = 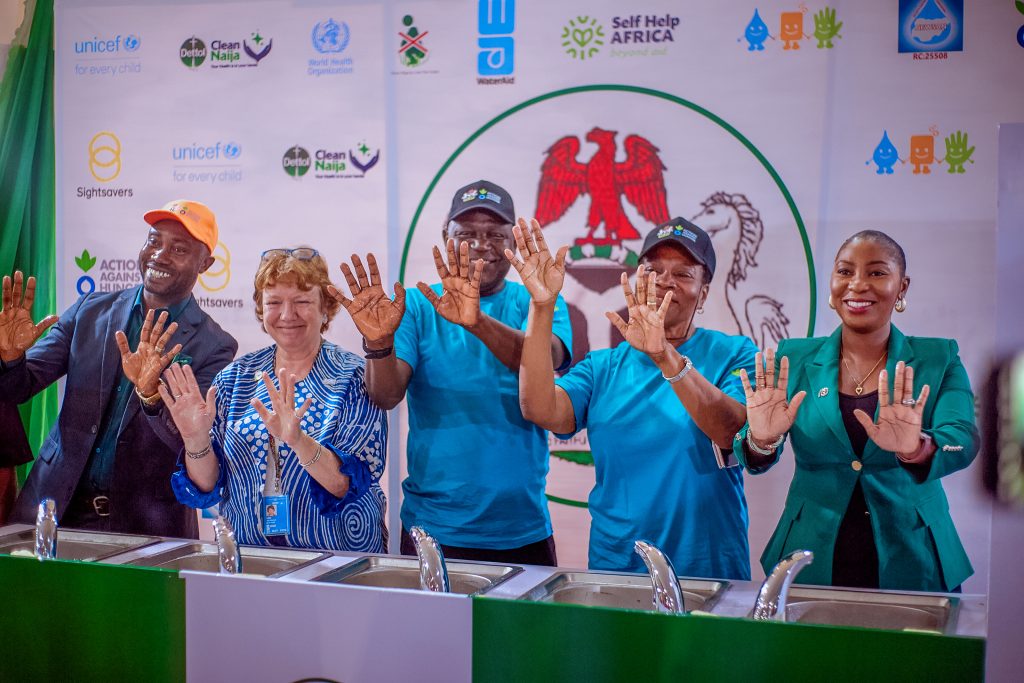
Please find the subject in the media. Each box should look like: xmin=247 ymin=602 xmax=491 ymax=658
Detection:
xmin=512 ymin=217 xmax=757 ymax=580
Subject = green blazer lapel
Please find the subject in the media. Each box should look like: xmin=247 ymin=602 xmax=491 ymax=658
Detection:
xmin=862 ymin=324 xmax=915 ymax=463
xmin=806 ymin=326 xmax=853 ymax=454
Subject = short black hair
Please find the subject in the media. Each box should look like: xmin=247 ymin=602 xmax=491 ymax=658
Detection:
xmin=836 ymin=230 xmax=907 ymax=277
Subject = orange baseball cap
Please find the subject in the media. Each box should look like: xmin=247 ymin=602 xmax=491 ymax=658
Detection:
xmin=143 ymin=200 xmax=218 ymax=253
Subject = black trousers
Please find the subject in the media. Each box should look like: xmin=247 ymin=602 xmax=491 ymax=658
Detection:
xmin=400 ymin=526 xmax=557 ymax=566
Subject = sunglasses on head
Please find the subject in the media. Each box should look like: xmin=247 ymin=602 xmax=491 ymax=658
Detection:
xmin=260 ymin=248 xmax=319 ymax=261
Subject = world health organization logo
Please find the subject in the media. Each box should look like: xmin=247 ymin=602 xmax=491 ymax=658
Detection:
xmin=88 ymin=131 xmax=121 ymax=182
xmin=312 ymin=18 xmax=349 ymax=54
xmin=282 ymin=145 xmax=311 ymax=177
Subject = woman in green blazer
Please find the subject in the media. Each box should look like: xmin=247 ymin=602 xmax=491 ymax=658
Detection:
xmin=733 ymin=230 xmax=978 ymax=592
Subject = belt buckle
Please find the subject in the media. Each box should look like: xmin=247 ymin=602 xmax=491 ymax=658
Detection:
xmin=92 ymin=495 xmax=111 ymax=517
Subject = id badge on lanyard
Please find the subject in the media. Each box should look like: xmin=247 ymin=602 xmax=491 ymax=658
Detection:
xmin=263 ymin=434 xmax=291 ymax=536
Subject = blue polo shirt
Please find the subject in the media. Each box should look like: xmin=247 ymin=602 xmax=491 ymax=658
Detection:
xmin=555 ymin=328 xmax=757 ymax=579
xmin=395 ymin=281 xmax=572 ymax=549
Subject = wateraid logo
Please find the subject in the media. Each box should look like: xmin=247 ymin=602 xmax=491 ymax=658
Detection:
xmin=478 ymin=0 xmax=515 ymax=81
xmin=74 ymin=34 xmax=141 ymax=54
xmin=172 ymin=141 xmax=241 ymax=161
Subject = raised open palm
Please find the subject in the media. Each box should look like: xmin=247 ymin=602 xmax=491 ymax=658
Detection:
xmin=417 ymin=239 xmax=483 ymax=327
xmin=330 ymin=253 xmax=406 ymax=343
xmin=854 ymin=362 xmax=930 ymax=455
xmin=160 ymin=363 xmax=217 ymax=446
xmin=0 ymin=272 xmax=59 ymax=363
xmin=251 ymin=369 xmax=312 ymax=446
xmin=739 ymin=348 xmax=807 ymax=443
xmin=116 ymin=309 xmax=182 ymax=396
xmin=504 ymin=218 xmax=568 ymax=306
xmin=605 ymin=266 xmax=674 ymax=357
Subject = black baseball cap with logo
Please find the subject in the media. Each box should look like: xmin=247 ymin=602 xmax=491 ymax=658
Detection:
xmin=638 ymin=217 xmax=717 ymax=282
xmin=446 ymin=180 xmax=516 ymax=225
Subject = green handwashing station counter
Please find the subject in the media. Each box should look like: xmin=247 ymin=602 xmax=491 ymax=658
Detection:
xmin=0 ymin=522 xmax=986 ymax=682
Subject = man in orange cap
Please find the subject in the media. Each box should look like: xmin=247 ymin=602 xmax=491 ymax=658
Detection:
xmin=0 ymin=200 xmax=237 ymax=537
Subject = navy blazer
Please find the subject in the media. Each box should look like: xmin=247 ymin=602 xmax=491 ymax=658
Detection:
xmin=2 ymin=286 xmax=237 ymax=537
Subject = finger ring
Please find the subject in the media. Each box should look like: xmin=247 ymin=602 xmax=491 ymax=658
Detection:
xmin=901 ymin=398 xmax=917 ymax=406
xmin=156 ymin=346 xmax=165 ymax=353
xmin=173 ymin=394 xmax=182 ymax=400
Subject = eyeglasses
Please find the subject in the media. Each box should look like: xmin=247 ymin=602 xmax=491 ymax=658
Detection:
xmin=450 ymin=231 xmax=510 ymax=246
xmin=261 ymin=248 xmax=320 ymax=261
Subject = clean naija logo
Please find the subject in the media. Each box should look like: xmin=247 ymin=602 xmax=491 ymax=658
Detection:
xmin=562 ymin=16 xmax=605 ymax=60
xmin=179 ymin=32 xmax=272 ymax=69
xmin=282 ymin=142 xmax=380 ymax=179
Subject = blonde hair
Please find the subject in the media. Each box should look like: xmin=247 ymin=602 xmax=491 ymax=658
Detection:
xmin=253 ymin=248 xmax=339 ymax=333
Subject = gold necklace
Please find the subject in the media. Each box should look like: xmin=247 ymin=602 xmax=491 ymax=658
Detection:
xmin=841 ymin=350 xmax=887 ymax=395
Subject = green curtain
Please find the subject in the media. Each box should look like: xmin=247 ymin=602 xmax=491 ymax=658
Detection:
xmin=0 ymin=0 xmax=57 ymax=486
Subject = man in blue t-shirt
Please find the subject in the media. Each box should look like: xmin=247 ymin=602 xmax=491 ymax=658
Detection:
xmin=511 ymin=216 xmax=756 ymax=579
xmin=330 ymin=181 xmax=571 ymax=565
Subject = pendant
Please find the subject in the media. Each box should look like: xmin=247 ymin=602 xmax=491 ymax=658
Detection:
xmin=855 ymin=386 xmax=863 ymax=395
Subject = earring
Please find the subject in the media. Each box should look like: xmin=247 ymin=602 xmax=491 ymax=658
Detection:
xmin=697 ymin=306 xmax=704 ymax=314
xmin=828 ymin=295 xmax=836 ymax=310
xmin=322 ymin=314 xmax=328 ymax=324
xmin=894 ymin=297 xmax=907 ymax=313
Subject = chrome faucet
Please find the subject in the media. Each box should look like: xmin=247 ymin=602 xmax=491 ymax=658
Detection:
xmin=34 ymin=498 xmax=58 ymax=561
xmin=409 ymin=526 xmax=450 ymax=593
xmin=752 ymin=549 xmax=814 ymax=621
xmin=634 ymin=540 xmax=685 ymax=614
xmin=213 ymin=515 xmax=241 ymax=574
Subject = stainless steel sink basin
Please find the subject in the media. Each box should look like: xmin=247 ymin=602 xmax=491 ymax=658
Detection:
xmin=520 ymin=571 xmax=729 ymax=613
xmin=781 ymin=587 xmax=959 ymax=634
xmin=312 ymin=556 xmax=522 ymax=596
xmin=128 ymin=543 xmax=330 ymax=577
xmin=0 ymin=528 xmax=159 ymax=561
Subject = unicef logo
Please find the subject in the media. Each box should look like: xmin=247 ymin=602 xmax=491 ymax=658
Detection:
xmin=223 ymin=142 xmax=241 ymax=160
xmin=124 ymin=34 xmax=140 ymax=52
xmin=282 ymin=145 xmax=311 ymax=177
xmin=312 ymin=18 xmax=349 ymax=54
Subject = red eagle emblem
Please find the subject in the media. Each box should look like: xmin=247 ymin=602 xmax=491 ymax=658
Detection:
xmin=535 ymin=127 xmax=669 ymax=246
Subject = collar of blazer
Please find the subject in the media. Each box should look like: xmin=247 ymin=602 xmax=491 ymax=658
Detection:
xmin=805 ymin=324 xmax=915 ymax=462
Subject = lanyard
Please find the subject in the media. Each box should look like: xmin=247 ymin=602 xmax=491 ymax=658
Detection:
xmin=264 ymin=434 xmax=283 ymax=496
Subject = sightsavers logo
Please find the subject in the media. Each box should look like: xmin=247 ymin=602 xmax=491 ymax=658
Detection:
xmin=866 ymin=127 xmax=975 ymax=175
xmin=79 ymin=131 xmax=133 ymax=200
xmin=171 ymin=140 xmax=243 ymax=185
xmin=478 ymin=0 xmax=515 ymax=84
xmin=739 ymin=6 xmax=843 ymax=52
xmin=309 ymin=18 xmax=353 ymax=76
xmin=198 ymin=241 xmax=231 ymax=292
xmin=898 ymin=0 xmax=963 ymax=55
xmin=282 ymin=143 xmax=380 ymax=180
xmin=195 ymin=242 xmax=244 ymax=313
xmin=73 ymin=33 xmax=142 ymax=77
xmin=73 ymin=248 xmax=141 ymax=295
xmin=179 ymin=31 xmax=273 ymax=69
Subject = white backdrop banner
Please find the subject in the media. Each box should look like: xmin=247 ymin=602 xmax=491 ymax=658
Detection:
xmin=55 ymin=0 xmax=1024 ymax=591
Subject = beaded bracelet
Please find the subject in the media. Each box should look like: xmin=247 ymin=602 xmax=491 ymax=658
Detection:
xmin=186 ymin=443 xmax=212 ymax=460
xmin=299 ymin=441 xmax=323 ymax=469
xmin=745 ymin=430 xmax=784 ymax=456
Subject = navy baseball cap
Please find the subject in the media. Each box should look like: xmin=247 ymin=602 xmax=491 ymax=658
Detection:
xmin=639 ymin=217 xmax=717 ymax=281
xmin=446 ymin=180 xmax=516 ymax=225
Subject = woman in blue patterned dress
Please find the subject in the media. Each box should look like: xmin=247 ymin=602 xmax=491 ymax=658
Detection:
xmin=159 ymin=247 xmax=387 ymax=551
